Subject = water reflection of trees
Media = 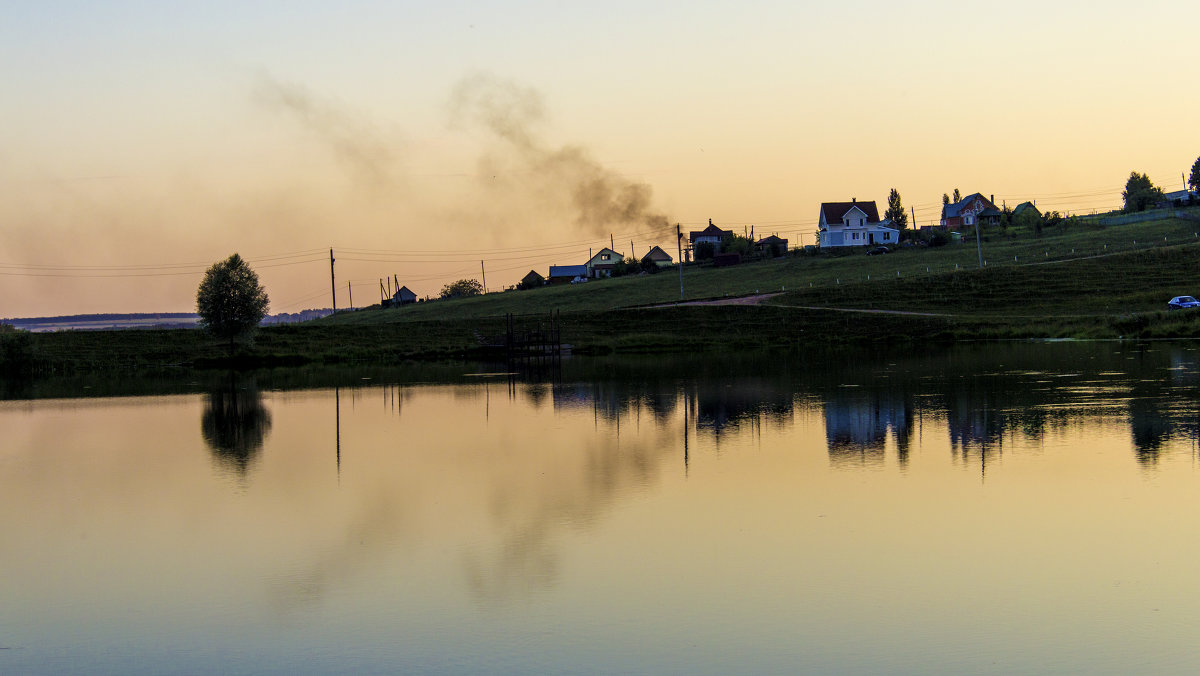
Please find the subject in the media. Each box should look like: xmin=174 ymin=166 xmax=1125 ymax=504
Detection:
xmin=201 ymin=378 xmax=272 ymax=475
xmin=268 ymin=344 xmax=1200 ymax=611
xmin=514 ymin=343 xmax=1200 ymax=468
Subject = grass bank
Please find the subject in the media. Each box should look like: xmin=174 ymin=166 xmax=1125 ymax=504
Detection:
xmin=15 ymin=212 xmax=1200 ymax=374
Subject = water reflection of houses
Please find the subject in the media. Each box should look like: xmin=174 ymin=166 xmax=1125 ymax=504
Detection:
xmin=539 ymin=378 xmax=796 ymax=440
xmin=823 ymin=388 xmax=911 ymax=468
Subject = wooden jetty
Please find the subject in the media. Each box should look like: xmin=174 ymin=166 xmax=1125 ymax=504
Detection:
xmin=504 ymin=311 xmax=564 ymax=365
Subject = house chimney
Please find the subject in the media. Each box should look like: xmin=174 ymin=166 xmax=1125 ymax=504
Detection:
xmin=852 ymin=197 xmax=856 ymax=203
xmin=990 ymin=194 xmax=995 ymax=204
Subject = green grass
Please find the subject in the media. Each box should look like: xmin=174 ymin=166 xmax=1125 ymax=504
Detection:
xmin=18 ymin=210 xmax=1200 ymax=374
xmin=327 ymin=210 xmax=1200 ymax=323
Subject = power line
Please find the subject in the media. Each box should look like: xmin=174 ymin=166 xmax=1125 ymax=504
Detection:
xmin=0 ymin=254 xmax=327 ymax=278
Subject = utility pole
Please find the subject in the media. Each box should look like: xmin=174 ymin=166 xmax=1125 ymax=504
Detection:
xmin=911 ymin=205 xmax=917 ymax=229
xmin=610 ymin=234 xmax=614 ymax=252
xmin=676 ymin=223 xmax=684 ymax=300
xmin=329 ymin=248 xmax=336 ymax=313
xmin=348 ymin=281 xmax=353 ymax=310
xmin=394 ymin=275 xmax=399 ymax=296
xmin=975 ymin=219 xmax=983 ymax=268
xmin=379 ymin=279 xmax=385 ymax=304
xmin=481 ymin=260 xmax=487 ymax=293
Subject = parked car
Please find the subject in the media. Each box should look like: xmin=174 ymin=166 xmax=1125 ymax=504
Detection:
xmin=865 ymin=246 xmax=890 ymax=256
xmin=1168 ymin=296 xmax=1200 ymax=310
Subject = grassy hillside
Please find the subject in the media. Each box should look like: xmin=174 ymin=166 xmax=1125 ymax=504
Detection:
xmin=16 ymin=212 xmax=1200 ymax=374
xmin=328 ymin=212 xmax=1200 ymax=323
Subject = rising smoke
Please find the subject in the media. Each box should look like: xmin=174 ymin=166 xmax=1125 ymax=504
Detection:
xmin=448 ymin=73 xmax=669 ymax=236
xmin=253 ymin=75 xmax=397 ymax=187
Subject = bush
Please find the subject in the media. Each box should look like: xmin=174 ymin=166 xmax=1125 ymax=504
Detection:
xmin=639 ymin=257 xmax=662 ymax=274
xmin=720 ymin=233 xmax=755 ymax=257
xmin=440 ymin=278 xmax=484 ymax=299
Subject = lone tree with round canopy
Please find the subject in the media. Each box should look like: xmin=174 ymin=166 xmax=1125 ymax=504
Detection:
xmin=1122 ymin=171 xmax=1164 ymax=213
xmin=196 ymin=253 xmax=269 ymax=354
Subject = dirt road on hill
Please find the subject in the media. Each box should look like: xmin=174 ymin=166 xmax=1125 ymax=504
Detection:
xmin=647 ymin=292 xmax=949 ymax=316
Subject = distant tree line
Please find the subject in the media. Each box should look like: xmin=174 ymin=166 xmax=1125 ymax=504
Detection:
xmin=0 ymin=324 xmax=35 ymax=377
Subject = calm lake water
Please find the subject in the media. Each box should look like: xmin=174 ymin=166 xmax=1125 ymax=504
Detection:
xmin=5 ymin=342 xmax=1200 ymax=674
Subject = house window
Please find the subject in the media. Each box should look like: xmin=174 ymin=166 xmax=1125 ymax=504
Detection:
xmin=602 ymin=254 xmax=610 ymax=260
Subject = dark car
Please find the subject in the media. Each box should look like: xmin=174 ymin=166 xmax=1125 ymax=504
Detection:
xmin=1168 ymin=296 xmax=1200 ymax=310
xmin=866 ymin=246 xmax=890 ymax=256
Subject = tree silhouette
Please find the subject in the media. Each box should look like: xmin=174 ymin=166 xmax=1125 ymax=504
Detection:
xmin=884 ymin=188 xmax=909 ymax=230
xmin=1122 ymin=171 xmax=1164 ymax=213
xmin=196 ymin=254 xmax=269 ymax=355
xmin=440 ymin=278 xmax=484 ymax=299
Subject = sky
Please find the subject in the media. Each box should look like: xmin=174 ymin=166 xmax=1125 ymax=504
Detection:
xmin=2 ymin=0 xmax=1197 ymax=317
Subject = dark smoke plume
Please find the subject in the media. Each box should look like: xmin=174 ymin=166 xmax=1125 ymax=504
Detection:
xmin=448 ymin=73 xmax=669 ymax=236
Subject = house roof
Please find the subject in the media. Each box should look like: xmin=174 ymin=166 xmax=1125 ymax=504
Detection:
xmin=393 ymin=285 xmax=416 ymax=299
xmin=586 ymin=248 xmax=622 ymax=266
xmin=521 ymin=269 xmax=544 ymax=280
xmin=820 ymin=201 xmax=881 ymax=224
xmin=1013 ymin=201 xmax=1040 ymax=216
xmin=757 ymin=235 xmax=787 ymax=244
xmin=548 ymin=264 xmax=588 ymax=278
xmin=642 ymin=245 xmax=673 ymax=262
xmin=943 ymin=193 xmax=997 ymax=219
xmin=689 ymin=223 xmax=731 ymax=241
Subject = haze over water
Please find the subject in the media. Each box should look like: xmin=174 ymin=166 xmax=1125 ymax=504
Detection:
xmin=4 ymin=342 xmax=1200 ymax=673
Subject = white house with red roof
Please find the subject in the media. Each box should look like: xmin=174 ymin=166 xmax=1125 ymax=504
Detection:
xmin=817 ymin=198 xmax=897 ymax=248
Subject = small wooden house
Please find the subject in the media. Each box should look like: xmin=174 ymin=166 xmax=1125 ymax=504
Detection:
xmin=1012 ymin=201 xmax=1041 ymax=219
xmin=393 ymin=286 xmax=417 ymax=305
xmin=641 ymin=245 xmax=673 ymax=268
xmin=519 ymin=270 xmax=545 ymax=290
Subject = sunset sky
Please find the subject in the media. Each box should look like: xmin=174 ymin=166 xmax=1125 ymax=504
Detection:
xmin=2 ymin=1 xmax=1196 ymax=317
